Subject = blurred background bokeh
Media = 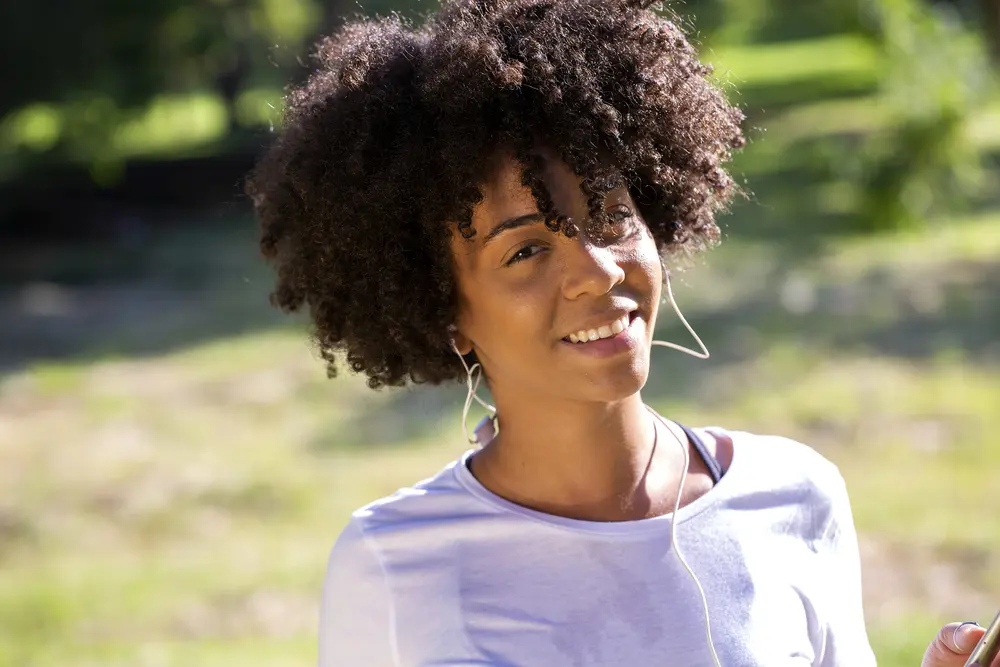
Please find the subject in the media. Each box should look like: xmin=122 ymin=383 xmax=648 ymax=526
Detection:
xmin=1 ymin=0 xmax=999 ymax=665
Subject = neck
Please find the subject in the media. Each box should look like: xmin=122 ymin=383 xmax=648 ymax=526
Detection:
xmin=470 ymin=391 xmax=681 ymax=522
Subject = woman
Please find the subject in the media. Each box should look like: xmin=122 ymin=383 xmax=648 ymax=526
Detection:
xmin=246 ymin=0 xmax=992 ymax=665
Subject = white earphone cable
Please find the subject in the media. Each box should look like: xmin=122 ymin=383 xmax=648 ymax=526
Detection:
xmin=647 ymin=270 xmax=719 ymax=667
xmin=647 ymin=407 xmax=723 ymax=667
xmin=452 ymin=339 xmax=496 ymax=445
xmin=651 ymin=271 xmax=709 ymax=359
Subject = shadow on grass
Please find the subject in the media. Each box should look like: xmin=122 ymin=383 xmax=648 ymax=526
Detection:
xmin=0 ymin=214 xmax=294 ymax=374
xmin=639 ymin=256 xmax=1000 ymax=410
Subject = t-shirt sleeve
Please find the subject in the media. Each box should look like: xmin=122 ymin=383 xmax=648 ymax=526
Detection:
xmin=318 ymin=516 xmax=398 ymax=667
xmin=813 ymin=469 xmax=878 ymax=667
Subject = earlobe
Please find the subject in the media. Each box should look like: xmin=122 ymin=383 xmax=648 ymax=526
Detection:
xmin=448 ymin=326 xmax=474 ymax=357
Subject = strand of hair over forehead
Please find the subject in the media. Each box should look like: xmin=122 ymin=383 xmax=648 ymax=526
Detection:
xmin=418 ymin=0 xmax=741 ymax=249
xmin=328 ymin=0 xmax=725 ymax=260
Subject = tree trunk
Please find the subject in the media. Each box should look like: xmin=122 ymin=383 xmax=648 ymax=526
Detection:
xmin=985 ymin=0 xmax=1000 ymax=65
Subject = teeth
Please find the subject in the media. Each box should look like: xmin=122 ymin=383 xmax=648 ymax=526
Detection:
xmin=567 ymin=314 xmax=630 ymax=344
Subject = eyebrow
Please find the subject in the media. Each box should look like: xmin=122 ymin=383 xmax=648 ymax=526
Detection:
xmin=482 ymin=213 xmax=545 ymax=245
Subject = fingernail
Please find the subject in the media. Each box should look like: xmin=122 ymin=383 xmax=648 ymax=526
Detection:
xmin=958 ymin=623 xmax=983 ymax=650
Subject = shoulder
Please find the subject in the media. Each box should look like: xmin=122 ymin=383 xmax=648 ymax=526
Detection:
xmin=339 ymin=452 xmax=479 ymax=541
xmin=702 ymin=427 xmax=853 ymax=531
xmin=324 ymin=454 xmax=472 ymax=583
xmin=708 ymin=426 xmax=845 ymax=487
xmin=324 ymin=514 xmax=383 ymax=582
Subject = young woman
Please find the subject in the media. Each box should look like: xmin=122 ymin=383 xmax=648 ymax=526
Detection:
xmin=247 ymin=0 xmax=992 ymax=665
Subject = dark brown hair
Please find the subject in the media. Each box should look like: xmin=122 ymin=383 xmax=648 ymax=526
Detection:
xmin=246 ymin=0 xmax=745 ymax=389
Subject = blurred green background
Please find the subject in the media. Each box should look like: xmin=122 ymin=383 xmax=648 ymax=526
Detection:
xmin=1 ymin=0 xmax=999 ymax=665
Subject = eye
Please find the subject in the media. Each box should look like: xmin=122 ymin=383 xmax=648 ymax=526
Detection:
xmin=608 ymin=205 xmax=635 ymax=224
xmin=505 ymin=243 xmax=545 ymax=266
xmin=593 ymin=206 xmax=638 ymax=244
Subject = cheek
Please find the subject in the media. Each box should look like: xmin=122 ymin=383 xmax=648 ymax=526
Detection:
xmin=632 ymin=231 xmax=663 ymax=288
xmin=503 ymin=280 xmax=555 ymax=333
xmin=475 ymin=277 xmax=553 ymax=348
xmin=630 ymin=234 xmax=663 ymax=327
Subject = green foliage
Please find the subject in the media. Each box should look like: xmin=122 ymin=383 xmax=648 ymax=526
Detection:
xmin=3 ymin=0 xmax=998 ymax=217
xmin=680 ymin=0 xmax=868 ymax=46
xmin=0 ymin=0 xmax=319 ymax=108
xmin=851 ymin=0 xmax=997 ymax=231
xmin=710 ymin=34 xmax=879 ymax=88
xmin=0 ymin=0 xmax=318 ymax=184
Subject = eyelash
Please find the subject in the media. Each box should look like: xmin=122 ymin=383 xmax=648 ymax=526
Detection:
xmin=505 ymin=244 xmax=544 ymax=266
xmin=503 ymin=206 xmax=636 ymax=267
xmin=608 ymin=206 xmax=635 ymax=224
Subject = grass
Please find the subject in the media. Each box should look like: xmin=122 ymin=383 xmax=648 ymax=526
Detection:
xmin=2 ymin=205 xmax=999 ymax=666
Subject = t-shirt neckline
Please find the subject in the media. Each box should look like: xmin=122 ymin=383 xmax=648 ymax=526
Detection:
xmin=452 ymin=427 xmax=738 ymax=537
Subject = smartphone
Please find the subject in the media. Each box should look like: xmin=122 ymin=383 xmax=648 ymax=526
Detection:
xmin=965 ymin=610 xmax=1000 ymax=667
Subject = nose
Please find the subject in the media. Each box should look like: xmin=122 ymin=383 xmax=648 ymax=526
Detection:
xmin=560 ymin=237 xmax=626 ymax=300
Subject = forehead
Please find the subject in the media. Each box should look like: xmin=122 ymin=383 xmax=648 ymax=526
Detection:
xmin=477 ymin=152 xmax=536 ymax=208
xmin=470 ymin=150 xmax=587 ymax=235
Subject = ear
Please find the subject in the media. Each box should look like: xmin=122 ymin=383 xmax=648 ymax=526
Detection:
xmin=449 ymin=326 xmax=474 ymax=357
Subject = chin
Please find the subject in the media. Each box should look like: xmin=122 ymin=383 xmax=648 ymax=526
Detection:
xmin=577 ymin=357 xmax=651 ymax=403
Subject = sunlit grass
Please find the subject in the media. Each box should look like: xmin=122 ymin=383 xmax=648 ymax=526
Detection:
xmin=699 ymin=350 xmax=1000 ymax=547
xmin=824 ymin=212 xmax=1000 ymax=273
xmin=3 ymin=210 xmax=998 ymax=666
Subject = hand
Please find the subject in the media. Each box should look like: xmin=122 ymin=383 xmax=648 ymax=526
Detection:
xmin=922 ymin=621 xmax=993 ymax=667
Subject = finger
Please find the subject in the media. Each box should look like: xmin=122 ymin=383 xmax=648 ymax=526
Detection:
xmin=923 ymin=622 xmax=986 ymax=667
xmin=945 ymin=622 xmax=985 ymax=654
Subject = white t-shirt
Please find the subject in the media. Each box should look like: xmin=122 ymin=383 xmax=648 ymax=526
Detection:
xmin=318 ymin=428 xmax=877 ymax=667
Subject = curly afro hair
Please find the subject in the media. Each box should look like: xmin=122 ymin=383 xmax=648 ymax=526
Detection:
xmin=246 ymin=0 xmax=745 ymax=390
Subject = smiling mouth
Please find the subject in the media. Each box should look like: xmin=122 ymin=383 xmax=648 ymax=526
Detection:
xmin=563 ymin=312 xmax=635 ymax=344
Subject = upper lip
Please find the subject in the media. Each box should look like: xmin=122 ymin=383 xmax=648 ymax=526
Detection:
xmin=561 ymin=310 xmax=636 ymax=340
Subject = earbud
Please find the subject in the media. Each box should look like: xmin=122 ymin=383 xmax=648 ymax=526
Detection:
xmin=449 ymin=327 xmax=497 ymax=445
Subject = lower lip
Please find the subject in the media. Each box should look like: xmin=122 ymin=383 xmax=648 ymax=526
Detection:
xmin=560 ymin=314 xmax=641 ymax=358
